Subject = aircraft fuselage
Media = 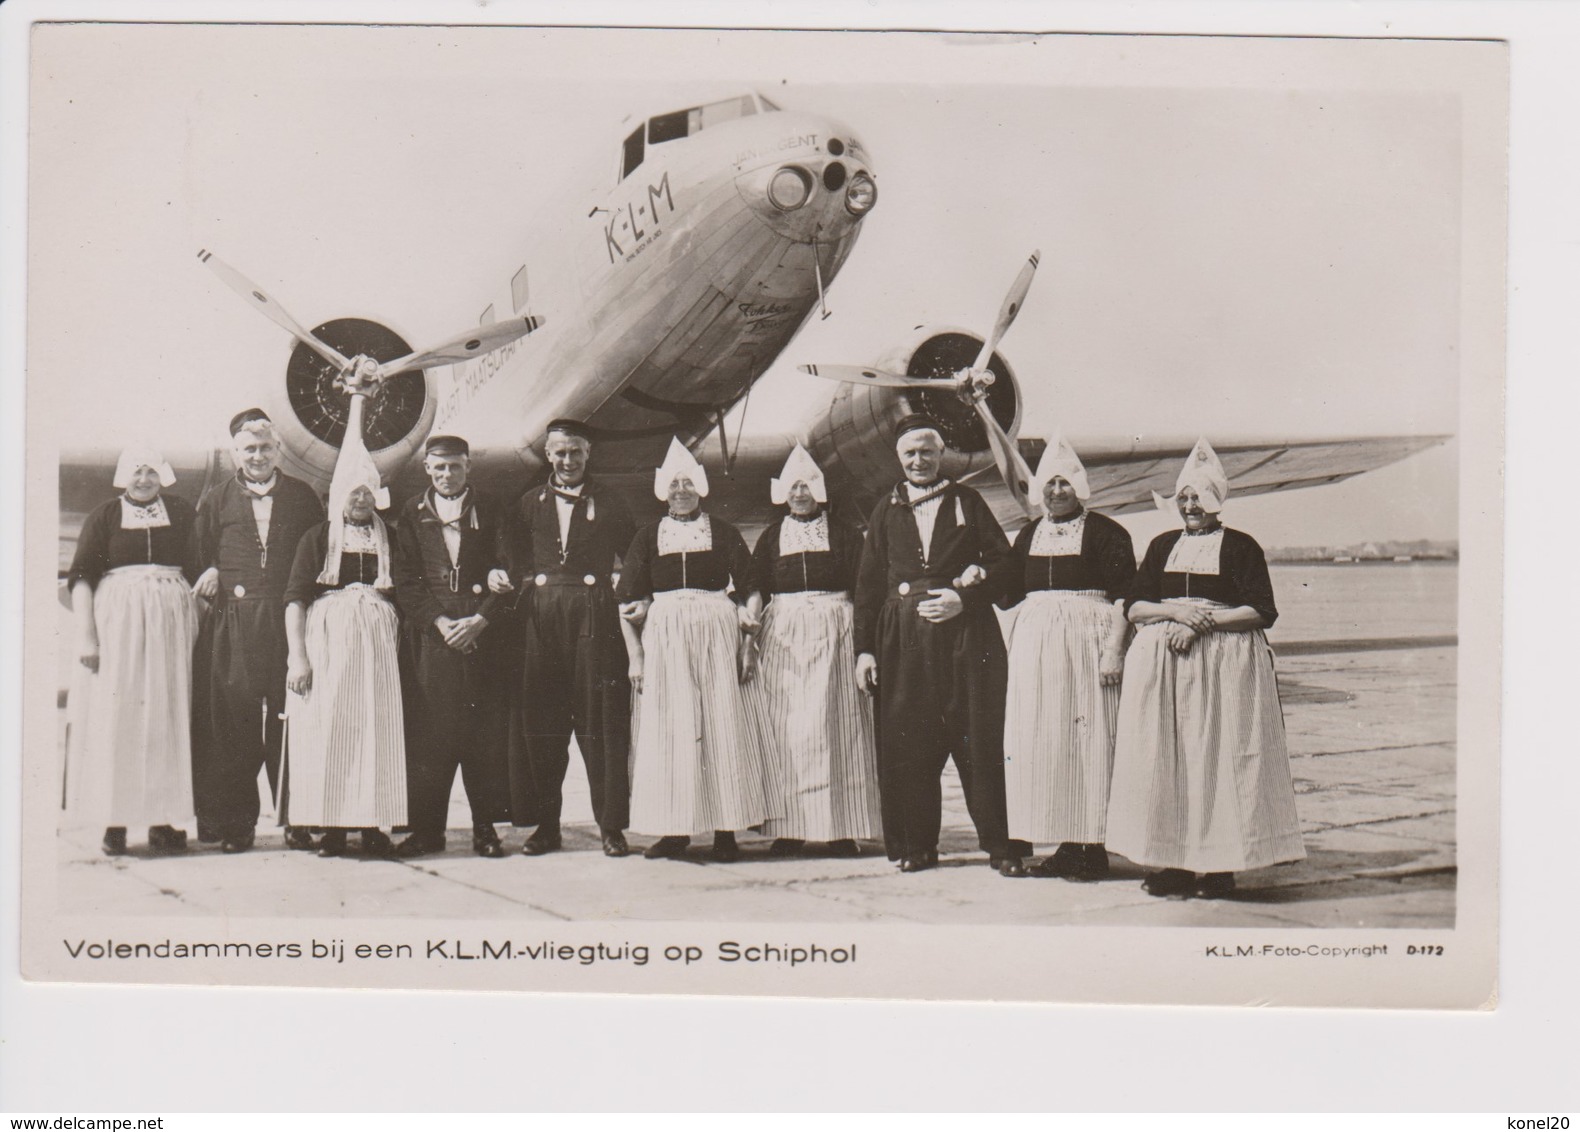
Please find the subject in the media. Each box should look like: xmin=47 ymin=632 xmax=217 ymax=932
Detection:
xmin=431 ymin=98 xmax=873 ymax=484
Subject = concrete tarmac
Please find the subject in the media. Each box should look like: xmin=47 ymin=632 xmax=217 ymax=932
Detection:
xmin=52 ymin=643 xmax=1455 ymax=928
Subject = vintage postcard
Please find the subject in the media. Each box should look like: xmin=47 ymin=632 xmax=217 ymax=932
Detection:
xmin=12 ymin=19 xmax=1504 ymax=1008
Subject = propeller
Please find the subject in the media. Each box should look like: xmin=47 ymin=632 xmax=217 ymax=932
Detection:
xmin=797 ymin=249 xmax=1043 ymax=520
xmin=198 ymin=249 xmax=351 ymax=372
xmin=798 ymin=363 xmax=940 ymax=389
xmin=197 ymin=248 xmax=545 ymax=384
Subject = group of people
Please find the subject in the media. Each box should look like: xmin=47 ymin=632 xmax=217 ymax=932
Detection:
xmin=65 ymin=392 xmax=1305 ymax=899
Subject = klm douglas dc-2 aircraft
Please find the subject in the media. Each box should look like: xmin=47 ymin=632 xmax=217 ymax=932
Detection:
xmin=57 ymin=90 xmax=1443 ymax=556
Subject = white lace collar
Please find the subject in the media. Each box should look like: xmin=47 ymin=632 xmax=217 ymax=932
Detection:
xmin=1164 ymin=528 xmax=1224 ymax=575
xmin=657 ymin=513 xmax=713 ymax=555
xmin=1029 ymin=511 xmax=1084 ymax=557
xmin=119 ymin=496 xmax=170 ymax=530
xmin=779 ymin=513 xmax=830 ymax=555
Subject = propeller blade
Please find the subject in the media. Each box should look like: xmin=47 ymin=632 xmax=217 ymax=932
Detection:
xmin=380 ymin=315 xmax=545 ymax=374
xmin=797 ymin=363 xmax=940 ymax=389
xmin=975 ymin=398 xmax=1039 ymax=520
xmin=971 ymin=248 xmax=1041 ymax=372
xmin=196 ymin=249 xmax=351 ymax=372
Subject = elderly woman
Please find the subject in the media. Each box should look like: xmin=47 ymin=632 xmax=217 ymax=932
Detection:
xmin=998 ymin=438 xmax=1135 ymax=882
xmin=66 ymin=447 xmax=201 ymax=856
xmin=617 ymin=437 xmax=768 ymax=863
xmin=281 ymin=432 xmax=407 ymax=857
xmin=1106 ymin=439 xmax=1304 ymax=899
xmin=744 ymin=445 xmax=881 ymax=858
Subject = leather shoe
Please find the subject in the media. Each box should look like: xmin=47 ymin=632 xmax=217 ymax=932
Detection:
xmin=991 ymin=855 xmax=1029 ymax=878
xmin=393 ymin=832 xmax=444 ymax=859
xmin=284 ymin=826 xmax=316 ymax=851
xmin=148 ymin=825 xmax=188 ymax=852
xmin=1141 ymin=868 xmax=1196 ymax=897
xmin=711 ymin=831 xmax=741 ymax=863
xmin=317 ymin=830 xmax=348 ymax=858
xmin=520 ymin=828 xmax=563 ymax=856
xmin=1082 ymin=843 xmax=1111 ymax=880
xmin=102 ymin=827 xmax=127 ymax=857
xmin=1036 ymin=843 xmax=1109 ymax=882
xmin=473 ymin=824 xmax=506 ymax=859
xmin=1194 ymin=872 xmax=1236 ymax=899
xmin=360 ymin=829 xmax=394 ymax=857
xmin=766 ymin=838 xmax=806 ymax=858
xmin=196 ymin=821 xmax=222 ymax=845
xmin=825 ymin=839 xmax=860 ymax=858
xmin=601 ymin=831 xmax=630 ymax=858
xmin=220 ymin=830 xmax=255 ymax=855
xmin=643 ymin=835 xmax=691 ymax=860
xmin=898 ymin=849 xmax=939 ymax=873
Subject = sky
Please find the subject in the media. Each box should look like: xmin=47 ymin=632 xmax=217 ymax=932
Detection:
xmin=25 ymin=25 xmax=1495 ymax=546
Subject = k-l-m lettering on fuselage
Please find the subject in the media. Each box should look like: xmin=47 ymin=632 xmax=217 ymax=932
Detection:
xmin=433 ymin=99 xmax=876 ymax=478
xmin=604 ymin=172 xmax=676 ymax=263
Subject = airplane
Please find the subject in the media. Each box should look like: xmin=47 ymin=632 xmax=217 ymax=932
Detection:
xmin=57 ymin=88 xmax=1444 ymax=572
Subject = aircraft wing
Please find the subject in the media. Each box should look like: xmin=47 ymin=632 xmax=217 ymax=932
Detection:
xmin=967 ymin=434 xmax=1450 ymax=529
xmin=485 ymin=431 xmax=1451 ymax=542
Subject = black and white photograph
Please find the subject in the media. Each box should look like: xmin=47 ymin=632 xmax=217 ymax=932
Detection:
xmin=11 ymin=17 xmax=1503 ymax=1012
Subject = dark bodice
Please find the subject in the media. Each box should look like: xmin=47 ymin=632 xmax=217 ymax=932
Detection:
xmin=284 ymin=522 xmax=393 ymax=606
xmin=1000 ymin=510 xmax=1136 ymax=606
xmin=67 ymin=494 xmax=200 ymax=589
xmin=747 ymin=512 xmax=864 ymax=597
xmin=616 ymin=515 xmax=752 ymax=601
xmin=1126 ymin=527 xmax=1279 ymax=627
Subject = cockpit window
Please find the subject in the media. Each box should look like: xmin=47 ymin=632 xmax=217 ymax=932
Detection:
xmin=621 ymin=95 xmax=758 ymax=181
xmin=621 ymin=125 xmax=645 ymax=181
xmin=651 ymin=95 xmax=756 ymax=145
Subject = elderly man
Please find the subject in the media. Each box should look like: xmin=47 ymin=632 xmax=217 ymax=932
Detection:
xmin=853 ymin=413 xmax=1031 ymax=875
xmin=511 ymin=419 xmax=637 ymax=858
xmin=191 ymin=409 xmax=326 ymax=853
xmin=391 ymin=434 xmax=516 ymax=858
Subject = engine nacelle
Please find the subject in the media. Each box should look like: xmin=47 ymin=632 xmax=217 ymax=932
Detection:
xmin=804 ymin=326 xmax=1020 ymax=518
xmin=262 ymin=317 xmax=437 ymax=492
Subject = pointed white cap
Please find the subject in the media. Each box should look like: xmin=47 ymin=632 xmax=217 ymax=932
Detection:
xmin=1031 ymin=434 xmax=1090 ymax=503
xmin=653 ymin=436 xmax=709 ymax=500
xmin=327 ymin=425 xmax=389 ymax=514
xmin=113 ymin=445 xmax=176 ymax=489
xmin=1173 ymin=436 xmax=1229 ymax=513
xmin=770 ymin=443 xmax=827 ymax=505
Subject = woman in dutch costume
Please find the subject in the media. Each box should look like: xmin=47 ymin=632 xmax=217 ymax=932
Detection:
xmin=66 ymin=447 xmax=201 ymax=856
xmin=998 ymin=438 xmax=1135 ymax=882
xmin=281 ymin=403 xmax=408 ymax=857
xmin=1106 ymin=439 xmax=1304 ymax=899
xmin=744 ymin=445 xmax=881 ymax=859
xmin=617 ymin=438 xmax=769 ymax=863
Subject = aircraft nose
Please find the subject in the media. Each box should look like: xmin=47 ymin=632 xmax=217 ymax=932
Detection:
xmin=736 ymin=123 xmax=877 ymax=240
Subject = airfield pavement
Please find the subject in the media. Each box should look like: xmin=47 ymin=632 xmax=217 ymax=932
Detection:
xmin=50 ymin=642 xmax=1456 ymax=929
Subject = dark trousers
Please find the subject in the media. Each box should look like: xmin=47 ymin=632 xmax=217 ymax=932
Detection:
xmin=873 ymin=598 xmax=1029 ymax=861
xmin=197 ymin=598 xmax=286 ymax=836
xmin=513 ymin=584 xmax=631 ymax=833
xmin=403 ymin=633 xmax=513 ymax=837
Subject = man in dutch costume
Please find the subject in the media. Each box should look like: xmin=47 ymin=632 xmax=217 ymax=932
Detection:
xmin=391 ymin=434 xmax=517 ymax=858
xmin=511 ymin=419 xmax=638 ymax=858
xmin=191 ymin=409 xmax=325 ymax=853
xmin=852 ymin=414 xmax=1031 ymax=875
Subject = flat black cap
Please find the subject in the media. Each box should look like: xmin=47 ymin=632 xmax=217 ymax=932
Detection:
xmin=894 ymin=413 xmax=945 ymax=443
xmin=545 ymin=419 xmax=592 ymax=441
xmin=229 ymin=408 xmax=271 ymax=436
xmin=423 ymin=434 xmax=470 ymax=457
